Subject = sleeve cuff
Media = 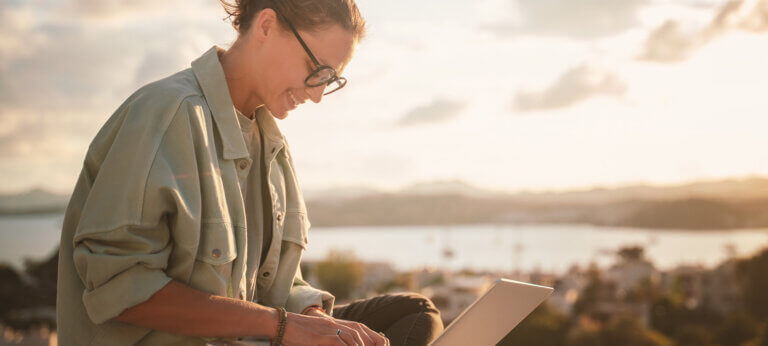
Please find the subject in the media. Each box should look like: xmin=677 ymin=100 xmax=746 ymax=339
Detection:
xmin=285 ymin=284 xmax=335 ymax=316
xmin=82 ymin=265 xmax=173 ymax=324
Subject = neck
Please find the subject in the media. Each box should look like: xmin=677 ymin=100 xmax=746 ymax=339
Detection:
xmin=220 ymin=39 xmax=264 ymax=117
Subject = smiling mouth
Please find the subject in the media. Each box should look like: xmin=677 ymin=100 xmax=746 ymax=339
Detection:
xmin=288 ymin=90 xmax=302 ymax=108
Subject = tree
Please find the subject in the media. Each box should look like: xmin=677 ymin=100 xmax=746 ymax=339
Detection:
xmin=618 ymin=246 xmax=645 ymax=262
xmin=716 ymin=311 xmax=760 ymax=346
xmin=601 ymin=316 xmax=672 ymax=346
xmin=0 ymin=249 xmax=59 ymax=332
xmin=314 ymin=250 xmax=364 ymax=301
xmin=497 ymin=303 xmax=569 ymax=346
xmin=650 ymin=296 xmax=721 ymax=340
xmin=0 ymin=264 xmax=27 ymax=316
xmin=568 ymin=315 xmax=672 ymax=346
xmin=23 ymin=248 xmax=58 ymax=307
xmin=674 ymin=324 xmax=715 ymax=346
xmin=744 ymin=322 xmax=768 ymax=346
xmin=572 ymin=264 xmax=604 ymax=316
xmin=737 ymin=248 xmax=768 ymax=320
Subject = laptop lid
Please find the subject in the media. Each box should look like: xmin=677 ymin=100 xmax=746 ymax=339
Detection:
xmin=429 ymin=278 xmax=554 ymax=346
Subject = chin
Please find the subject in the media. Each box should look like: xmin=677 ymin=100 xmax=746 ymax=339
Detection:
xmin=273 ymin=112 xmax=289 ymax=120
xmin=266 ymin=104 xmax=290 ymax=120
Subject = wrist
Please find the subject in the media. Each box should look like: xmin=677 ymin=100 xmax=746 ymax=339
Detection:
xmin=244 ymin=305 xmax=282 ymax=339
xmin=274 ymin=307 xmax=287 ymax=345
xmin=302 ymin=305 xmax=327 ymax=317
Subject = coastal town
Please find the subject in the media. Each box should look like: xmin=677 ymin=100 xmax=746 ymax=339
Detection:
xmin=298 ymin=245 xmax=768 ymax=345
xmin=5 ymin=242 xmax=765 ymax=345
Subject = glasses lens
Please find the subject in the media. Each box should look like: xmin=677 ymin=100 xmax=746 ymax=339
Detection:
xmin=323 ymin=77 xmax=347 ymax=95
xmin=306 ymin=66 xmax=335 ymax=86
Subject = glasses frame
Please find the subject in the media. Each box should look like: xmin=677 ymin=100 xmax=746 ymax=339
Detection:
xmin=275 ymin=11 xmax=347 ymax=96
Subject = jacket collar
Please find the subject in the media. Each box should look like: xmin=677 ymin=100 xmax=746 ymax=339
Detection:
xmin=191 ymin=45 xmax=250 ymax=160
xmin=254 ymin=106 xmax=285 ymax=144
xmin=191 ymin=45 xmax=287 ymax=160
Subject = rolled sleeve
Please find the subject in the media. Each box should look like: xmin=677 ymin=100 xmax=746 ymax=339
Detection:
xmin=73 ymin=222 xmax=176 ymax=324
xmin=285 ymin=271 xmax=335 ymax=316
xmin=71 ymin=97 xmax=200 ymax=324
xmin=81 ymin=264 xmax=172 ymax=324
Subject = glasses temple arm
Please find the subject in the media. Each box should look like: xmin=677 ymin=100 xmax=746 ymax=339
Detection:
xmin=275 ymin=11 xmax=323 ymax=67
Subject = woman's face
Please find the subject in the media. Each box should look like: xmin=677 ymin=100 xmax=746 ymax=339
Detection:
xmin=256 ymin=19 xmax=357 ymax=119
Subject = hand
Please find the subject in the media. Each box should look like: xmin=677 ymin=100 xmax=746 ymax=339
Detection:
xmin=278 ymin=312 xmax=361 ymax=346
xmin=333 ymin=318 xmax=390 ymax=346
xmin=302 ymin=308 xmax=389 ymax=346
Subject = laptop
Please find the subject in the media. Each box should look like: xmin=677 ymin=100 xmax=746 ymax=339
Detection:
xmin=210 ymin=278 xmax=552 ymax=346
xmin=428 ymin=278 xmax=554 ymax=346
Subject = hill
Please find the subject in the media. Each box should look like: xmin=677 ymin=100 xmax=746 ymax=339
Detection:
xmin=6 ymin=177 xmax=768 ymax=229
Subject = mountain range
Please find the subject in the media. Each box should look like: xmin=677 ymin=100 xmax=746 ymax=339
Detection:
xmin=4 ymin=177 xmax=768 ymax=230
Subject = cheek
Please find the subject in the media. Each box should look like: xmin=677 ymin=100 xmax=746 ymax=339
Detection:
xmin=266 ymin=57 xmax=307 ymax=92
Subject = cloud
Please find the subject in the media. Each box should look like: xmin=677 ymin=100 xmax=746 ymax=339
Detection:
xmin=0 ymin=109 xmax=94 ymax=158
xmin=1 ymin=24 xmax=129 ymax=111
xmin=397 ymin=99 xmax=467 ymax=127
xmin=640 ymin=20 xmax=706 ymax=62
xmin=710 ymin=0 xmax=768 ymax=31
xmin=640 ymin=0 xmax=768 ymax=62
xmin=68 ymin=0 xmax=160 ymax=17
xmin=482 ymin=0 xmax=647 ymax=39
xmin=514 ymin=65 xmax=626 ymax=112
xmin=0 ymin=0 xmax=229 ymax=108
xmin=0 ymin=0 xmax=233 ymax=165
xmin=59 ymin=0 xmax=221 ymax=20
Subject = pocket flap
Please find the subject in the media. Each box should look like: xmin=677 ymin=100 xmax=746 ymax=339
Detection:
xmin=197 ymin=222 xmax=237 ymax=265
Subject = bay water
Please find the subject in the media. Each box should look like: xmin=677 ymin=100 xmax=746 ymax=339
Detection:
xmin=2 ymin=213 xmax=767 ymax=274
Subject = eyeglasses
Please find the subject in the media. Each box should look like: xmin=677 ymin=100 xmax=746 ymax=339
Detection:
xmin=276 ymin=11 xmax=347 ymax=95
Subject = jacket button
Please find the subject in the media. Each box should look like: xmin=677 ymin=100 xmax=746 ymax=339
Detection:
xmin=211 ymin=249 xmax=222 ymax=259
xmin=276 ymin=213 xmax=283 ymax=221
xmin=238 ymin=160 xmax=248 ymax=170
xmin=262 ymin=271 xmax=271 ymax=277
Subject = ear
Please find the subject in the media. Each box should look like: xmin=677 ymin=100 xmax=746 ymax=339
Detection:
xmin=249 ymin=8 xmax=280 ymax=43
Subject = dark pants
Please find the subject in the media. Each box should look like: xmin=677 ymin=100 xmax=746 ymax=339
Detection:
xmin=331 ymin=292 xmax=444 ymax=346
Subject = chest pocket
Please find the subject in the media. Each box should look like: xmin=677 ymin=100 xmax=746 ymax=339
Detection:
xmin=280 ymin=211 xmax=309 ymax=250
xmin=196 ymin=222 xmax=238 ymax=264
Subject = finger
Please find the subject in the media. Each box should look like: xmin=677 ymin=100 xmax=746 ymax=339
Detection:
xmin=325 ymin=335 xmax=348 ymax=346
xmin=378 ymin=332 xmax=390 ymax=346
xmin=375 ymin=330 xmax=388 ymax=346
xmin=354 ymin=325 xmax=375 ymax=346
xmin=337 ymin=327 xmax=359 ymax=346
xmin=373 ymin=331 xmax=388 ymax=346
xmin=343 ymin=325 xmax=364 ymax=346
xmin=354 ymin=324 xmax=383 ymax=346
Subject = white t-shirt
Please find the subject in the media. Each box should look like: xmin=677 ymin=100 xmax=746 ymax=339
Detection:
xmin=235 ymin=108 xmax=274 ymax=268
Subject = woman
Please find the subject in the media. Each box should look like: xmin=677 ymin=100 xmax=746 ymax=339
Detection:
xmin=56 ymin=0 xmax=444 ymax=345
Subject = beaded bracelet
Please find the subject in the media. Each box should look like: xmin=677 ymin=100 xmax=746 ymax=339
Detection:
xmin=274 ymin=307 xmax=287 ymax=346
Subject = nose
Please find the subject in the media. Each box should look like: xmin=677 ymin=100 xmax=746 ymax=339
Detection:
xmin=305 ymin=84 xmax=327 ymax=104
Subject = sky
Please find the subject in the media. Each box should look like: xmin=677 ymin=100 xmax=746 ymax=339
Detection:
xmin=1 ymin=0 xmax=768 ymax=195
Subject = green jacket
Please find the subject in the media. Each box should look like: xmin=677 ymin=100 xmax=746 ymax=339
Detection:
xmin=56 ymin=46 xmax=334 ymax=345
